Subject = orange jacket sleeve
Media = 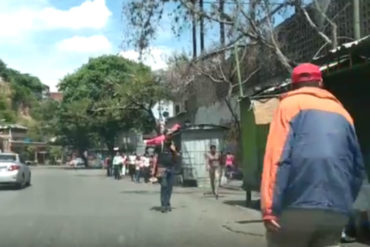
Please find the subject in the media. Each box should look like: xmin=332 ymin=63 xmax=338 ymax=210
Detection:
xmin=260 ymin=99 xmax=298 ymax=221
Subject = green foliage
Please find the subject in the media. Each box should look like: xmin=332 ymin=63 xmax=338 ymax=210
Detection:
xmin=58 ymin=55 xmax=167 ymax=154
xmin=0 ymin=59 xmax=47 ymax=123
xmin=48 ymin=146 xmax=63 ymax=165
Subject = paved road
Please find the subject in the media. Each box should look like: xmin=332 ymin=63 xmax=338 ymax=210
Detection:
xmin=0 ymin=168 xmax=367 ymax=247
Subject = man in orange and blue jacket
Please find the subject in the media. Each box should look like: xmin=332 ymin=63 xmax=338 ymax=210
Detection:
xmin=261 ymin=63 xmax=365 ymax=247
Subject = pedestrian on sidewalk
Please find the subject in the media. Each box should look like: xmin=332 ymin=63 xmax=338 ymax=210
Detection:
xmin=105 ymin=155 xmax=112 ymax=177
xmin=206 ymin=145 xmax=222 ymax=199
xmin=224 ymin=152 xmax=235 ymax=183
xmin=112 ymin=151 xmax=123 ymax=180
xmin=135 ymin=154 xmax=142 ymax=183
xmin=261 ymin=63 xmax=365 ymax=247
xmin=121 ymin=153 xmax=127 ymax=177
xmin=128 ymin=153 xmax=136 ymax=182
xmin=142 ymin=152 xmax=151 ymax=183
xmin=157 ymin=130 xmax=179 ymax=213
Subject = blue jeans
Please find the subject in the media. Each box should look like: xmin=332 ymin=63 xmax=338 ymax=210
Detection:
xmin=160 ymin=168 xmax=175 ymax=208
xmin=135 ymin=169 xmax=141 ymax=183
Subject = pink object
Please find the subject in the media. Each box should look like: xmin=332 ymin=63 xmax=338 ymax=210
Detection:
xmin=225 ymin=154 xmax=235 ymax=167
xmin=170 ymin=123 xmax=181 ymax=132
xmin=144 ymin=123 xmax=181 ymax=146
xmin=145 ymin=135 xmax=165 ymax=146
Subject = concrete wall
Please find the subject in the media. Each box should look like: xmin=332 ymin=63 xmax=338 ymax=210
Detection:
xmin=193 ymin=97 xmax=239 ymax=126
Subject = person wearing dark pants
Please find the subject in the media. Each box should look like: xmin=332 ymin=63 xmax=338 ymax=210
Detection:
xmin=129 ymin=164 xmax=135 ymax=181
xmin=113 ymin=165 xmax=120 ymax=180
xmin=160 ymin=168 xmax=175 ymax=212
xmin=135 ymin=155 xmax=142 ymax=183
xmin=112 ymin=152 xmax=122 ymax=180
xmin=142 ymin=155 xmax=151 ymax=183
xmin=128 ymin=154 xmax=136 ymax=182
xmin=157 ymin=130 xmax=179 ymax=213
xmin=105 ymin=156 xmax=112 ymax=177
xmin=143 ymin=166 xmax=150 ymax=183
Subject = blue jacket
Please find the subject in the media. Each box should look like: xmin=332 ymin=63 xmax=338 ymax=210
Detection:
xmin=261 ymin=87 xmax=365 ymax=221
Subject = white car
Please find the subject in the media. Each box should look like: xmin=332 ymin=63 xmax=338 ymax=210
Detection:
xmin=70 ymin=157 xmax=85 ymax=168
xmin=0 ymin=153 xmax=31 ymax=189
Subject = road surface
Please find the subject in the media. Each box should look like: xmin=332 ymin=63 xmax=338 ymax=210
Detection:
xmin=0 ymin=168 xmax=367 ymax=247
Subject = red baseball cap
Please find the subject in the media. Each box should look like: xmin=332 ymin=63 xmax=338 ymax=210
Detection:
xmin=291 ymin=63 xmax=322 ymax=84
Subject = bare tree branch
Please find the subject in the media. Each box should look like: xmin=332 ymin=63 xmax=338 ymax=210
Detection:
xmin=263 ymin=0 xmax=293 ymax=72
xmin=314 ymin=0 xmax=338 ymax=48
xmin=295 ymin=1 xmax=333 ymax=46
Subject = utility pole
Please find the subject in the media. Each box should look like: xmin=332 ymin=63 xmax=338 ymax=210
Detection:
xmin=199 ymin=0 xmax=205 ymax=53
xmin=219 ymin=0 xmax=225 ymax=47
xmin=233 ymin=2 xmax=243 ymax=98
xmin=192 ymin=0 xmax=197 ymax=58
xmin=353 ymin=0 xmax=361 ymax=39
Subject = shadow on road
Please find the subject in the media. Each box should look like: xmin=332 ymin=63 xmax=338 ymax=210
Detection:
xmin=223 ymin=199 xmax=261 ymax=211
xmin=120 ymin=189 xmax=200 ymax=195
xmin=236 ymin=219 xmax=263 ymax=224
xmin=221 ymin=185 xmax=243 ymax=191
xmin=0 ymin=184 xmax=31 ymax=191
xmin=121 ymin=190 xmax=159 ymax=195
xmin=150 ymin=206 xmax=163 ymax=212
xmin=0 ymin=185 xmax=18 ymax=191
xmin=74 ymin=174 xmax=106 ymax=178
xmin=150 ymin=205 xmax=186 ymax=212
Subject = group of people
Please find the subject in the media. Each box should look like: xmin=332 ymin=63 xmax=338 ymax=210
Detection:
xmin=105 ymin=152 xmax=153 ymax=183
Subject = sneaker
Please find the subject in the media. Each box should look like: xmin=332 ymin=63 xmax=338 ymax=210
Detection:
xmin=161 ymin=207 xmax=167 ymax=213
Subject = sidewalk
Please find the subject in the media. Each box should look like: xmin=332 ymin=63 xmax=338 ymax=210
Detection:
xmin=175 ymin=180 xmax=265 ymax=238
xmin=182 ymin=180 xmax=369 ymax=247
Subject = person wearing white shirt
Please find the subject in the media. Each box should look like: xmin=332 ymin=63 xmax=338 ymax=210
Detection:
xmin=127 ymin=154 xmax=136 ymax=182
xmin=142 ymin=154 xmax=151 ymax=183
xmin=121 ymin=154 xmax=127 ymax=176
xmin=112 ymin=152 xmax=123 ymax=180
xmin=135 ymin=155 xmax=143 ymax=183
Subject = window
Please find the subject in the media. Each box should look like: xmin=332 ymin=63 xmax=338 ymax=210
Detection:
xmin=0 ymin=155 xmax=17 ymax=162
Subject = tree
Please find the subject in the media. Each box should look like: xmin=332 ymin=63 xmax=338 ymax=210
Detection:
xmin=123 ymin=0 xmax=351 ymax=75
xmin=58 ymin=55 xmax=166 ymax=157
xmin=0 ymin=59 xmax=47 ymax=124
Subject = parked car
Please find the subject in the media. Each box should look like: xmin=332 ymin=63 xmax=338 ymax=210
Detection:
xmin=70 ymin=158 xmax=85 ymax=168
xmin=0 ymin=153 xmax=31 ymax=188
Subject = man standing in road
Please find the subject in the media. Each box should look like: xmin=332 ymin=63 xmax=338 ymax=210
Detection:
xmin=105 ymin=155 xmax=112 ymax=177
xmin=261 ymin=63 xmax=365 ymax=247
xmin=142 ymin=152 xmax=151 ymax=183
xmin=112 ymin=152 xmax=123 ymax=180
xmin=206 ymin=145 xmax=222 ymax=199
xmin=128 ymin=153 xmax=136 ymax=182
xmin=157 ymin=131 xmax=179 ymax=213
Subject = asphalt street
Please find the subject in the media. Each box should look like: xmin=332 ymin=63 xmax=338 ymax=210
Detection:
xmin=0 ymin=168 xmax=367 ymax=247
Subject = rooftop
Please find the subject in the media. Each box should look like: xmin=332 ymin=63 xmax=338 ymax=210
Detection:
xmin=0 ymin=124 xmax=28 ymax=131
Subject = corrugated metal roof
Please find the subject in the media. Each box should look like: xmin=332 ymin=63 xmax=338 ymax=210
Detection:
xmin=0 ymin=124 xmax=28 ymax=130
xmin=181 ymin=124 xmax=229 ymax=131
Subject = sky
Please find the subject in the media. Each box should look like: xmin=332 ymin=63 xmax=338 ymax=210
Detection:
xmin=0 ymin=0 xmax=200 ymax=92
